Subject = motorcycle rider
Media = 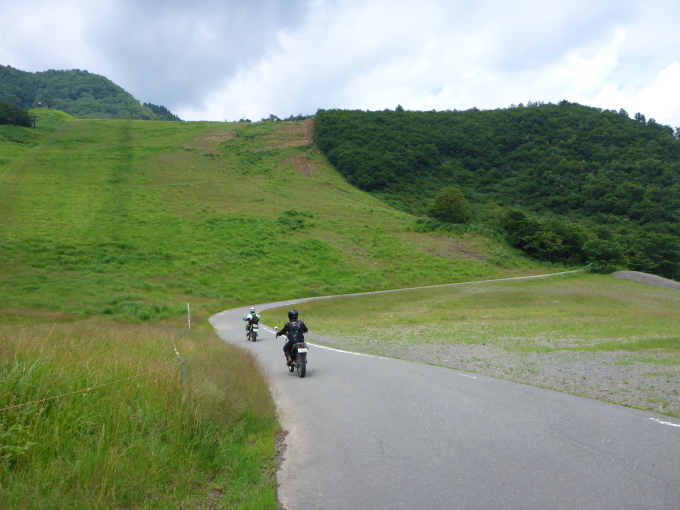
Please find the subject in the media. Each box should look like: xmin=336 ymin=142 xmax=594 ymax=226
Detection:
xmin=243 ymin=307 xmax=260 ymax=336
xmin=276 ymin=309 xmax=308 ymax=366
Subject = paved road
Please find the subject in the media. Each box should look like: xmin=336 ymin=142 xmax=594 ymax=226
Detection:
xmin=211 ymin=294 xmax=680 ymax=510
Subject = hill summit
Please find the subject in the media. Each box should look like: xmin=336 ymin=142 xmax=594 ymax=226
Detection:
xmin=0 ymin=65 xmax=181 ymax=121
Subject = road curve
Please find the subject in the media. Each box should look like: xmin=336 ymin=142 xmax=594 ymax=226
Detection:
xmin=210 ymin=277 xmax=680 ymax=510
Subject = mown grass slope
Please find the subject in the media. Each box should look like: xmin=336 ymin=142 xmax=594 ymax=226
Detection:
xmin=0 ymin=115 xmax=545 ymax=323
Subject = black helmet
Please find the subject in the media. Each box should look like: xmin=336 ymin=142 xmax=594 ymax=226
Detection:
xmin=288 ymin=309 xmax=298 ymax=321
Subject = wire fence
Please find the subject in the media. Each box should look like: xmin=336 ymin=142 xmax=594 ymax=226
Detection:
xmin=1 ymin=307 xmax=193 ymax=413
xmin=0 ymin=359 xmax=184 ymax=412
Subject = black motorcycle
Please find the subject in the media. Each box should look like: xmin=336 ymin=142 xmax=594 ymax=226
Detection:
xmin=275 ymin=327 xmax=307 ymax=378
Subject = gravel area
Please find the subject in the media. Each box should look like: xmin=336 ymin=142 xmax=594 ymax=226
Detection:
xmin=612 ymin=270 xmax=680 ymax=291
xmin=309 ymin=273 xmax=680 ymax=418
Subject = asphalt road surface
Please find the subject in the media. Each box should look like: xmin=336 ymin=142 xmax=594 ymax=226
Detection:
xmin=210 ymin=296 xmax=680 ymax=510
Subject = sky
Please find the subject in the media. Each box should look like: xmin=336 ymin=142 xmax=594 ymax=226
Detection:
xmin=2 ymin=0 xmax=680 ymax=127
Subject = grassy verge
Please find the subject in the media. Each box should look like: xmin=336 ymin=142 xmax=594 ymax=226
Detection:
xmin=263 ymin=272 xmax=680 ymax=415
xmin=0 ymin=319 xmax=278 ymax=509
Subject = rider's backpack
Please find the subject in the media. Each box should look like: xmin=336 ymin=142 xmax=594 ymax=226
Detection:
xmin=288 ymin=321 xmax=302 ymax=343
xmin=250 ymin=315 xmax=259 ymax=324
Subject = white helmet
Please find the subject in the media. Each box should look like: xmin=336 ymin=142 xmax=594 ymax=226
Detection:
xmin=250 ymin=307 xmax=256 ymax=313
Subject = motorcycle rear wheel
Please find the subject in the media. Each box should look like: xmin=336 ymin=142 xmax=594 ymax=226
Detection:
xmin=252 ymin=332 xmax=257 ymax=342
xmin=297 ymin=353 xmax=306 ymax=378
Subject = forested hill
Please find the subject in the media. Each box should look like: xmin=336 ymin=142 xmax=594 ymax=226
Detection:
xmin=0 ymin=65 xmax=182 ymax=121
xmin=314 ymin=103 xmax=680 ymax=279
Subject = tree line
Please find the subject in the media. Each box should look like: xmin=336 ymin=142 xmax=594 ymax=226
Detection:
xmin=314 ymin=103 xmax=680 ymax=280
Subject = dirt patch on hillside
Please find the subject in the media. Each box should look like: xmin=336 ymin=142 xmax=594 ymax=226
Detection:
xmin=255 ymin=120 xmax=317 ymax=177
xmin=397 ymin=232 xmax=490 ymax=262
xmin=252 ymin=140 xmax=311 ymax=151
xmin=280 ymin=149 xmax=317 ymax=178
xmin=182 ymin=126 xmax=236 ymax=154
xmin=252 ymin=119 xmax=314 ymax=152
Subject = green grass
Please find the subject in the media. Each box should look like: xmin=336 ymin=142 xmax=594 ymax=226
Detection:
xmin=0 ymin=109 xmax=73 ymax=177
xmin=0 ymin=319 xmax=278 ymax=509
xmin=277 ymin=272 xmax=680 ymax=355
xmin=0 ymin=117 xmax=549 ymax=323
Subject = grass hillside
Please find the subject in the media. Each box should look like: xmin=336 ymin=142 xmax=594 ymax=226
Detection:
xmin=0 ymin=108 xmax=73 ymax=175
xmin=0 ymin=110 xmax=552 ymax=508
xmin=0 ymin=113 xmax=549 ymax=324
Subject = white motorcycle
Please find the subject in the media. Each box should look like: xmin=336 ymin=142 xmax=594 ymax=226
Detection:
xmin=245 ymin=319 xmax=259 ymax=342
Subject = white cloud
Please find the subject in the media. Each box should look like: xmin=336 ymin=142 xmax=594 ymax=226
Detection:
xmin=588 ymin=61 xmax=680 ymax=126
xmin=3 ymin=0 xmax=680 ymax=127
xmin=0 ymin=0 xmax=103 ymax=73
xmin=182 ymin=0 xmax=638 ymax=120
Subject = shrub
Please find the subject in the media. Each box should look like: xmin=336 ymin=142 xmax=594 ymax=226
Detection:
xmin=430 ymin=186 xmax=467 ymax=223
xmin=583 ymin=239 xmax=624 ymax=272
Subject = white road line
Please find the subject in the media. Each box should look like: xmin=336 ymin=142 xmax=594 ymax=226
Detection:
xmin=306 ymin=343 xmax=388 ymax=359
xmin=457 ymin=373 xmax=478 ymax=379
xmin=648 ymin=418 xmax=680 ymax=428
xmin=292 ymin=342 xmax=479 ymax=379
xmin=264 ymin=326 xmax=389 ymax=358
xmin=265 ymin=327 xmax=479 ymax=378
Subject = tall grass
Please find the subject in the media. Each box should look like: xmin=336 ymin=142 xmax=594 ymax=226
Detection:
xmin=0 ymin=320 xmax=278 ymax=509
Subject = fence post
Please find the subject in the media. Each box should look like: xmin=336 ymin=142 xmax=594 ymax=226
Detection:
xmin=175 ymin=348 xmax=188 ymax=397
xmin=187 ymin=302 xmax=191 ymax=330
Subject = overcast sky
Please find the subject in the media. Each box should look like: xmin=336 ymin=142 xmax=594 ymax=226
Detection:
xmin=2 ymin=0 xmax=680 ymax=126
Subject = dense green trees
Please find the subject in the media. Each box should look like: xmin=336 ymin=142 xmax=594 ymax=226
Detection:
xmin=583 ymin=239 xmax=624 ymax=271
xmin=142 ymin=102 xmax=183 ymax=121
xmin=0 ymin=65 xmax=182 ymax=121
xmin=314 ymin=104 xmax=680 ymax=279
xmin=500 ymin=208 xmax=590 ymax=264
xmin=0 ymin=101 xmax=31 ymax=127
